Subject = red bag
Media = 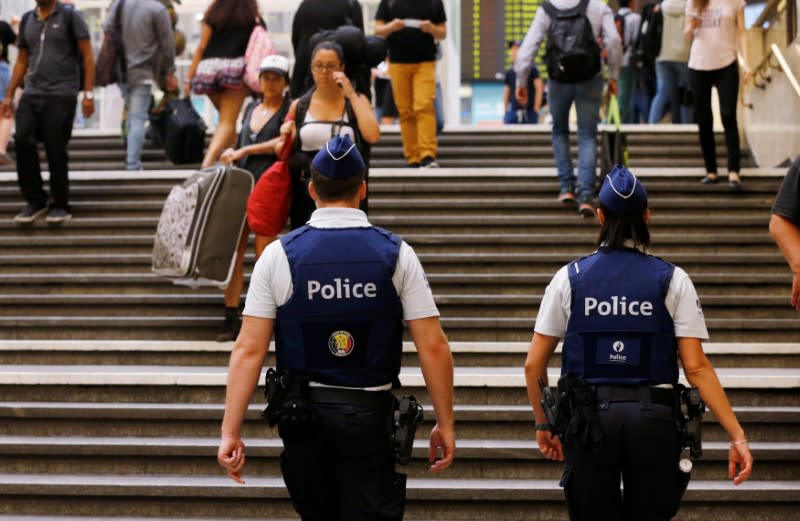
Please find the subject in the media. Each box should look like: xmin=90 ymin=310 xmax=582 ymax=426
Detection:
xmin=246 ymin=131 xmax=292 ymax=237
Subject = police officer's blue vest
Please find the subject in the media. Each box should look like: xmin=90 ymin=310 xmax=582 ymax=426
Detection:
xmin=275 ymin=225 xmax=405 ymax=388
xmin=562 ymin=248 xmax=678 ymax=385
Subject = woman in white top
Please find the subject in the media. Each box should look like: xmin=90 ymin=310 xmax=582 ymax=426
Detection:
xmin=279 ymin=41 xmax=380 ymax=230
xmin=684 ymin=0 xmax=751 ymax=190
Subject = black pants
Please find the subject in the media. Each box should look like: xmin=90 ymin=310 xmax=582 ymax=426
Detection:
xmin=15 ymin=95 xmax=77 ymax=210
xmin=279 ymin=402 xmax=406 ymax=521
xmin=562 ymin=401 xmax=687 ymax=521
xmin=689 ymin=61 xmax=740 ymax=174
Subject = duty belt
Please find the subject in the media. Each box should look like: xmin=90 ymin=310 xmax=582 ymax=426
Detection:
xmin=308 ymin=387 xmax=393 ymax=410
xmin=594 ymin=385 xmax=676 ymax=408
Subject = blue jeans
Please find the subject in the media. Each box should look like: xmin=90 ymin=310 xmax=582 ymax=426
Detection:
xmin=549 ymin=75 xmax=603 ymax=204
xmin=0 ymin=61 xmax=10 ymax=99
xmin=648 ymin=61 xmax=691 ymax=124
xmin=120 ymin=83 xmax=152 ymax=170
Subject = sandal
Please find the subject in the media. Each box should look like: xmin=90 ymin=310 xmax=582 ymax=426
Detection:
xmin=700 ymin=174 xmax=719 ymax=184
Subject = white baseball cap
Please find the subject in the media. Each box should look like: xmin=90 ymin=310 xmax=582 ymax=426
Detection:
xmin=259 ymin=55 xmax=290 ymax=78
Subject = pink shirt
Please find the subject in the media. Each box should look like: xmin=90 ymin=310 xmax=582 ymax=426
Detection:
xmin=686 ymin=0 xmax=744 ymax=71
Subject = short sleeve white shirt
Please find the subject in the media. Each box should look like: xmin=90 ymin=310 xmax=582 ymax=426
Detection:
xmin=243 ymin=207 xmax=440 ymax=321
xmin=686 ymin=0 xmax=745 ymax=71
xmin=534 ymin=252 xmax=709 ymax=340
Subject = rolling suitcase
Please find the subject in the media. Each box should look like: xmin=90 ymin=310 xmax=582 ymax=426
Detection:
xmin=152 ymin=165 xmax=254 ymax=288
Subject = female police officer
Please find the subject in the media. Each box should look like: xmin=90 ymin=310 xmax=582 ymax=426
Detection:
xmin=524 ymin=165 xmax=753 ymax=520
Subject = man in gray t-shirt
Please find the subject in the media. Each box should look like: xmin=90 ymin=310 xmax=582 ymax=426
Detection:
xmin=2 ymin=0 xmax=95 ymax=225
xmin=105 ymin=0 xmax=176 ymax=171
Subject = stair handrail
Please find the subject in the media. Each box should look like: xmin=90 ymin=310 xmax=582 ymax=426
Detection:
xmin=750 ymin=49 xmax=781 ymax=90
xmin=753 ymin=0 xmax=783 ymax=29
xmin=769 ymin=43 xmax=800 ymax=99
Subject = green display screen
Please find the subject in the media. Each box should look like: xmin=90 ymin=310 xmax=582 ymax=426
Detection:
xmin=461 ymin=0 xmax=546 ymax=81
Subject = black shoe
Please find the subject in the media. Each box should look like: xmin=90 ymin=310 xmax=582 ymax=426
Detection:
xmin=420 ymin=156 xmax=439 ymax=168
xmin=728 ymin=174 xmax=742 ymax=191
xmin=578 ymin=202 xmax=595 ymax=218
xmin=216 ymin=307 xmax=241 ymax=342
xmin=45 ymin=207 xmax=72 ymax=224
xmin=14 ymin=204 xmax=48 ymax=224
xmin=700 ymin=174 xmax=719 ymax=184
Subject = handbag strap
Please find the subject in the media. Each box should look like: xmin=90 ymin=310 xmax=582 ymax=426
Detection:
xmin=279 ymin=114 xmax=294 ymax=162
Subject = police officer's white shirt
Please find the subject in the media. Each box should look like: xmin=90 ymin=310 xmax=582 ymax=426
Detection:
xmin=535 ymin=250 xmax=710 ymax=340
xmin=243 ymin=207 xmax=440 ymax=321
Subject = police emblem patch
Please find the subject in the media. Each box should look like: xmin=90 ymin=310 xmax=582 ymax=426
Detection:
xmin=328 ymin=330 xmax=355 ymax=357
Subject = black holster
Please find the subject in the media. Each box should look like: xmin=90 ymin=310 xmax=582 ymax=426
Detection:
xmin=677 ymin=384 xmax=705 ymax=458
xmin=546 ymin=373 xmax=603 ymax=451
xmin=261 ymin=368 xmax=317 ymax=427
xmin=391 ymin=395 xmax=423 ymax=465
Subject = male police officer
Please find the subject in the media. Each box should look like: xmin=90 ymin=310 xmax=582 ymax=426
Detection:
xmin=523 ymin=166 xmax=752 ymax=520
xmin=218 ymin=135 xmax=456 ymax=521
xmin=769 ymin=155 xmax=800 ymax=311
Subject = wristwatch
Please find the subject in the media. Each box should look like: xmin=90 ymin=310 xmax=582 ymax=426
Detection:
xmin=535 ymin=423 xmax=552 ymax=432
xmin=84 ymin=91 xmax=94 ymax=101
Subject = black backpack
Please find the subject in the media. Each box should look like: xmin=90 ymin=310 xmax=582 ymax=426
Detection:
xmin=542 ymin=0 xmax=601 ymax=83
xmin=631 ymin=3 xmax=662 ymax=72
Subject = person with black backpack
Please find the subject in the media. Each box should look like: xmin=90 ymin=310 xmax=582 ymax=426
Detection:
xmin=515 ymin=0 xmax=622 ymax=217
xmin=279 ymin=41 xmax=379 ymax=230
xmin=290 ymin=0 xmax=364 ymax=98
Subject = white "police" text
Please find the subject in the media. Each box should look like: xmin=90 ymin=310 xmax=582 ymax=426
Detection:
xmin=308 ymin=278 xmax=377 ymax=301
xmin=584 ymin=296 xmax=653 ymax=316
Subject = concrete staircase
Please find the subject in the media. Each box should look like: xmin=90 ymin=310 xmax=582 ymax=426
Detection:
xmin=0 ymin=125 xmax=756 ymax=171
xmin=0 ymin=126 xmax=797 ymax=520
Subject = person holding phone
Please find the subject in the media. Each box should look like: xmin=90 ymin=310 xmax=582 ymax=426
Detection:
xmin=375 ymin=0 xmax=447 ymax=168
xmin=684 ymin=0 xmax=751 ymax=190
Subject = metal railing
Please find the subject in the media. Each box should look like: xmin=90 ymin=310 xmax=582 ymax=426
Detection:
xmin=769 ymin=42 xmax=800 ymax=99
xmin=743 ymin=40 xmax=800 ymax=109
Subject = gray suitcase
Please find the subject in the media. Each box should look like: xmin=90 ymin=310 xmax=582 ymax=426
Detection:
xmin=152 ymin=165 xmax=254 ymax=288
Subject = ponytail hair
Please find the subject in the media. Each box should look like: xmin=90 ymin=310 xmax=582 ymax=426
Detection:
xmin=597 ymin=204 xmax=651 ymax=251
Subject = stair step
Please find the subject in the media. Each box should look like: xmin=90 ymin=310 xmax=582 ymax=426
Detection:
xmin=0 ymin=475 xmax=797 ymax=503
xmin=0 ymin=436 xmax=795 ymax=480
xmin=0 ymin=365 xmax=795 ymax=389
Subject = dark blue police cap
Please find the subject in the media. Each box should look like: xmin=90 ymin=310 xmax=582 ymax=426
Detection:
xmin=598 ymin=165 xmax=648 ymax=214
xmin=311 ymin=135 xmax=365 ymax=180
